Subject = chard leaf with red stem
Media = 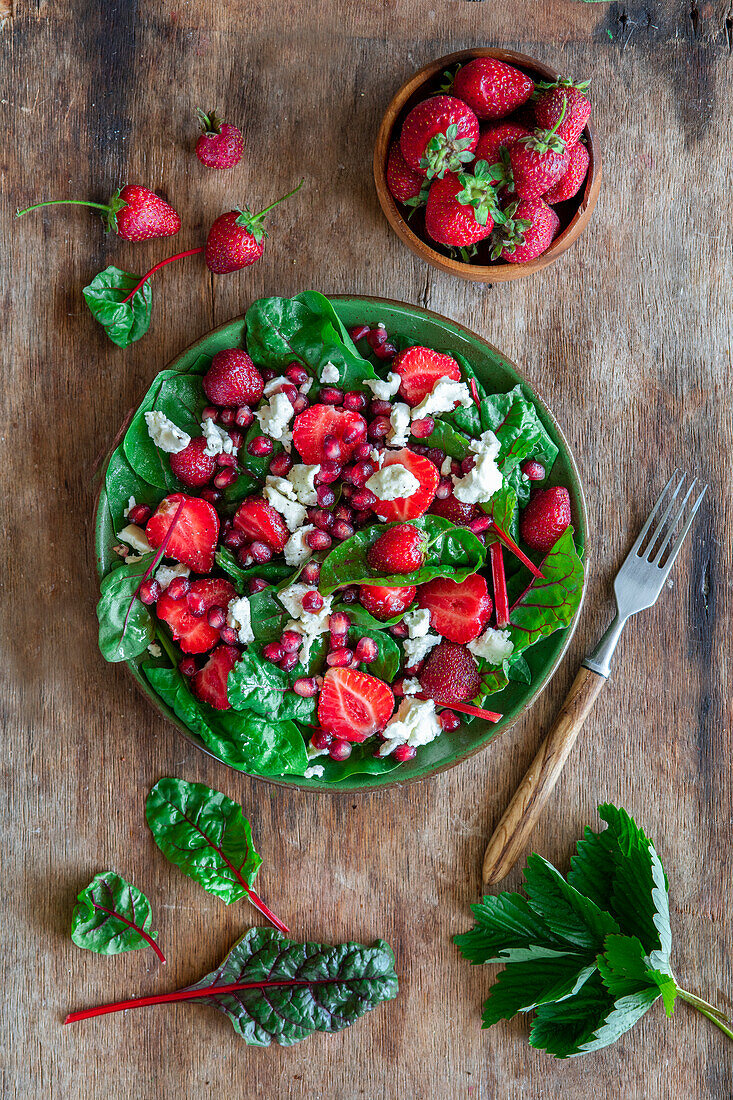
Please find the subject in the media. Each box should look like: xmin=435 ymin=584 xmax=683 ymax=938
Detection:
xmin=82 ymin=266 xmax=152 ymax=348
xmin=71 ymin=871 xmax=165 ymax=962
xmin=65 ymin=927 xmax=399 ymax=1045
xmin=507 ymin=527 xmax=584 ymax=656
xmin=145 ymin=778 xmax=289 ymax=933
xmin=97 ymin=552 xmax=157 ymax=662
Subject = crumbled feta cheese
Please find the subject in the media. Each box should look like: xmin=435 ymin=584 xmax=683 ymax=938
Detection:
xmin=155 ymin=562 xmax=190 ymax=590
xmin=300 ymin=377 xmax=313 ymax=395
xmin=364 ymin=372 xmax=401 ymax=401
xmin=402 ymin=677 xmax=422 ymax=696
xmin=263 ymin=375 xmax=291 ymax=396
xmin=307 ymin=740 xmax=329 ymax=760
xmin=365 ymin=463 xmax=420 ymax=501
xmin=287 ymin=463 xmax=320 ymax=506
xmin=441 ymin=455 xmax=453 ymax=476
xmin=144 ymin=411 xmax=191 ymax=454
xmin=404 ymin=608 xmax=431 ymax=638
xmin=123 ymin=495 xmax=137 ymax=518
xmin=227 ymin=596 xmax=255 ymax=644
xmin=411 ymin=379 xmax=472 ymax=420
xmin=370 ymin=447 xmax=381 ymax=463
xmin=263 ymin=476 xmax=307 ymax=532
xmin=147 ymin=643 xmax=162 ymax=658
xmin=201 ymin=417 xmax=237 ymax=457
xmin=387 ymin=402 xmax=411 ymax=447
xmin=256 ymin=392 xmax=295 ymax=444
xmin=117 ymin=524 xmax=153 ymax=554
xmin=279 ymin=583 xmax=334 ymax=663
xmin=284 ymin=525 xmax=315 ymax=567
xmin=468 ymin=626 xmax=514 ymax=665
xmin=304 ymin=765 xmax=325 ymax=779
xmin=378 ymin=698 xmax=441 ymax=756
xmin=402 ymin=608 xmax=440 ymax=667
xmin=452 ymin=429 xmax=503 ymax=504
xmin=320 ymin=361 xmax=341 ymax=384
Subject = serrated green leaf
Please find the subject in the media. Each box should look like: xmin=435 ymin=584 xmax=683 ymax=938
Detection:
xmin=83 ymin=266 xmax=152 ymax=348
xmin=529 ymin=972 xmax=659 ymax=1057
xmin=523 ymin=854 xmax=620 ymax=950
xmin=71 ymin=872 xmax=162 ymax=958
xmin=455 ymin=892 xmax=573 ymax=964
xmin=482 ymin=956 xmax=597 ymax=1026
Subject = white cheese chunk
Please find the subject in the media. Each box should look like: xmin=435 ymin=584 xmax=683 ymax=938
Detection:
xmin=147 ymin=642 xmax=162 ymax=658
xmin=441 ymin=455 xmax=453 ymax=476
xmin=403 ymin=632 xmax=440 ymax=668
xmin=365 ymin=463 xmax=420 ymax=501
xmin=117 ymin=524 xmax=153 ymax=555
xmin=452 ymin=429 xmax=503 ymax=504
xmin=387 ymin=401 xmax=411 ymax=448
xmin=402 ymin=677 xmax=422 ymax=696
xmin=201 ymin=417 xmax=237 ymax=457
xmin=155 ymin=562 xmax=190 ymax=590
xmin=287 ymin=463 xmax=320 ymax=506
xmin=284 ymin=525 xmax=315 ymax=567
xmin=468 ymin=626 xmax=514 ymax=665
xmin=256 ymin=391 xmax=295 ymax=443
xmin=304 ymin=765 xmax=325 ymax=778
xmin=364 ymin=372 xmax=401 ymax=401
xmin=320 ymin=362 xmax=341 ymax=384
xmin=279 ymin=583 xmax=334 ymax=663
xmin=227 ymin=596 xmax=255 ymax=644
xmin=378 ymin=698 xmax=441 ymax=756
xmin=263 ymin=476 xmax=307 ymax=532
xmin=411 ymin=379 xmax=472 ymax=420
xmin=263 ymin=375 xmax=291 ymax=396
xmin=123 ymin=495 xmax=137 ymax=518
xmin=404 ymin=608 xmax=432 ymax=638
xmin=144 ymin=411 xmax=190 ymax=454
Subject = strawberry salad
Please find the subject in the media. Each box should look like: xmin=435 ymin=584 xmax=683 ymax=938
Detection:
xmin=98 ymin=291 xmax=583 ymax=783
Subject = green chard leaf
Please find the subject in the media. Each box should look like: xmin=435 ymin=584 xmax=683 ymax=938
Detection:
xmin=123 ymin=370 xmax=206 ymax=490
xmin=104 ymin=445 xmax=162 ymax=534
xmin=215 ymin=548 xmax=293 ymax=590
xmin=342 ymin=603 xmax=402 ymax=681
xmin=507 ymin=527 xmax=584 ymax=656
xmin=227 ymin=644 xmax=316 ymax=722
xmin=83 ymin=266 xmax=152 ymax=348
xmin=97 ymin=552 xmax=157 ymax=662
xmin=71 ymin=872 xmax=164 ymax=961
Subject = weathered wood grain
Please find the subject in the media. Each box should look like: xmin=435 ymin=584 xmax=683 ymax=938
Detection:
xmin=1 ymin=1 xmax=732 ymax=1097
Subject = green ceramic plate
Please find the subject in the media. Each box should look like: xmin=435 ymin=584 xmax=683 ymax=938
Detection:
xmin=94 ymin=295 xmax=587 ymax=791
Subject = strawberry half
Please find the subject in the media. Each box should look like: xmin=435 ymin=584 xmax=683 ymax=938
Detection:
xmin=203 ymin=349 xmax=264 ymax=407
xmin=519 ymin=486 xmax=571 ymax=554
xmin=292 ymin=404 xmax=367 ymax=464
xmin=419 ymin=641 xmax=482 ymax=704
xmin=399 ymin=95 xmax=479 ymax=178
xmin=367 ymin=523 xmax=427 ymax=574
xmin=392 ymin=346 xmax=461 ymax=406
xmin=452 ymin=58 xmax=534 ymax=121
xmin=157 ymin=579 xmax=236 ymax=654
xmin=358 ymin=584 xmax=417 ymax=621
xmin=146 ymin=493 xmax=219 ymax=572
xmin=233 ymin=497 xmax=289 ymax=552
xmin=169 ymin=436 xmax=217 ymax=488
xmin=417 ymin=573 xmax=492 ymax=643
xmin=317 ymin=668 xmax=394 ymax=742
xmin=370 ymin=448 xmax=439 ymax=522
xmin=191 ymin=644 xmax=240 ymax=709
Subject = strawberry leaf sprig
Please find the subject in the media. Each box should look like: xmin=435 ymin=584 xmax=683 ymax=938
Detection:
xmin=456 ymin=160 xmax=506 ymax=227
xmin=456 ymin=804 xmax=733 ymax=1056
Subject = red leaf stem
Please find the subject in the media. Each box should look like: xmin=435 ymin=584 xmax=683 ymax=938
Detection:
xmin=120 ymin=247 xmax=204 ymax=303
xmin=490 ymin=522 xmax=544 ymax=579
xmin=91 ymin=901 xmax=166 ymax=964
xmin=490 ymin=542 xmax=509 ymax=628
xmin=417 ymin=695 xmax=502 ymax=723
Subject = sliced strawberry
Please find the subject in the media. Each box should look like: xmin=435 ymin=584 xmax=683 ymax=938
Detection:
xmin=370 ymin=448 xmax=439 ymax=522
xmin=419 ymin=641 xmax=482 ymax=704
xmin=156 ymin=578 xmax=236 ymax=655
xmin=429 ymin=494 xmax=479 ymax=526
xmin=203 ymin=349 xmax=264 ymax=407
xmin=191 ymin=644 xmax=240 ymax=709
xmin=392 ymin=346 xmax=461 ymax=406
xmin=292 ymin=404 xmax=367 ymax=464
xmin=232 ymin=496 xmax=289 ymax=552
xmin=317 ymin=668 xmax=394 ymax=742
xmin=417 ymin=573 xmax=492 ymax=643
xmin=169 ymin=436 xmax=217 ymax=488
xmin=366 ymin=523 xmax=427 ymax=574
xmin=146 ymin=493 xmax=219 ymax=573
xmin=519 ymin=486 xmax=571 ymax=554
xmin=358 ymin=583 xmax=417 ymax=621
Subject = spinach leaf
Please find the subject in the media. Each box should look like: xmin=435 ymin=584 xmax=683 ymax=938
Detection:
xmin=123 ymin=370 xmax=205 ymax=491
xmin=508 ymin=527 xmax=584 ymax=655
xmin=83 ymin=266 xmax=152 ymax=348
xmin=309 ymin=743 xmax=402 ymax=783
xmin=228 ymin=644 xmax=316 ymax=722
xmin=507 ymin=653 xmax=532 ymax=684
xmin=215 ymin=548 xmax=294 ymax=590
xmin=446 ymin=352 xmax=486 ymax=436
xmin=97 ymin=553 xmax=157 ymax=662
xmin=104 ymin=445 xmax=162 ymax=533
xmin=248 ymin=585 xmax=289 ymax=642
xmin=71 ymin=871 xmax=165 ymax=962
xmin=319 ymin=515 xmax=486 ymax=594
xmin=421 ymin=417 xmax=471 ymax=461
xmin=342 ymin=603 xmax=402 ymax=681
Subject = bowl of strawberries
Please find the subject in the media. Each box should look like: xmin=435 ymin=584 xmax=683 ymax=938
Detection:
xmin=374 ymin=49 xmax=600 ymax=281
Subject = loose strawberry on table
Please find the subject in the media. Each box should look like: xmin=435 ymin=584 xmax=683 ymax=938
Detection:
xmin=16 ymin=184 xmax=181 ymax=241
xmin=195 ymin=109 xmax=244 ymax=169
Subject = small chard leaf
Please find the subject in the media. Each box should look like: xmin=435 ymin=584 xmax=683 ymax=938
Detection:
xmin=482 ymin=955 xmax=598 ymax=1026
xmin=71 ymin=872 xmax=164 ymax=961
xmin=83 ymin=266 xmax=152 ymax=348
xmin=104 ymin=445 xmax=162 ymax=534
xmin=123 ymin=370 xmax=206 ymax=490
xmin=523 ymin=854 xmax=620 ymax=951
xmin=508 ymin=527 xmax=584 ymax=655
xmin=215 ymin=548 xmax=293 ymax=590
xmin=319 ymin=515 xmax=485 ymax=595
xmin=506 ymin=652 xmax=531 ymax=684
xmin=247 ymin=584 xmax=289 ymax=642
xmin=97 ymin=552 xmax=157 ymax=662
xmin=228 ymin=644 xmax=311 ymax=720
xmin=421 ymin=417 xmax=472 ymax=461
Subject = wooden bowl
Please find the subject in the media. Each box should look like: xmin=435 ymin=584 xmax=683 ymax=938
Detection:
xmin=373 ymin=49 xmax=602 ymax=282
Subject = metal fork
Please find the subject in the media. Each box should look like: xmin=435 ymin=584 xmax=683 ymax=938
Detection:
xmin=482 ymin=471 xmax=707 ymax=889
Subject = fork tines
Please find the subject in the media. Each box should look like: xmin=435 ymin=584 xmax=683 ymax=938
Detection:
xmin=632 ymin=469 xmax=708 ymax=572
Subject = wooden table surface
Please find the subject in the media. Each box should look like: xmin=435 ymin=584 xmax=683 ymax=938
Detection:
xmin=3 ymin=1 xmax=732 ymax=1097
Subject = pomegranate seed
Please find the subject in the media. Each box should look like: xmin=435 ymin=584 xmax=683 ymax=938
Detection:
xmin=214 ymin=467 xmax=238 ymax=489
xmin=353 ymin=461 xmax=376 ymax=487
xmin=293 ymin=676 xmax=318 ymax=697
xmin=263 ymin=642 xmax=284 ymax=663
xmin=343 ymin=390 xmax=367 ymax=412
xmin=320 ymin=386 xmax=344 ymax=405
xmin=410 ymin=444 xmax=428 ymax=455
xmin=167 ymin=577 xmax=190 ymax=601
xmin=310 ymin=507 xmax=334 ymax=531
xmin=322 ymin=434 xmax=342 ymax=462
xmin=461 ymin=455 xmax=476 ymax=474
xmin=234 ymin=405 xmax=254 ymax=428
xmin=301 ymin=560 xmax=321 ymax=584
xmin=353 ymin=440 xmax=373 ymax=460
xmin=394 ymin=743 xmax=416 ymax=762
xmin=368 ymin=416 xmax=390 ymax=441
xmin=355 ymin=636 xmax=378 ymax=663
xmin=425 ymin=447 xmax=446 ymax=467
xmin=269 ymin=452 xmax=293 ymax=476
xmin=435 ymin=478 xmax=453 ymax=499
xmin=468 ymin=516 xmax=492 ymax=534
xmin=375 ymin=342 xmax=397 ymax=360
xmin=389 ymin=622 xmax=409 ymax=638
xmin=280 ymin=630 xmax=302 ymax=653
xmin=179 ymin=657 xmax=197 ymax=677
xmin=343 ymin=418 xmax=367 ymax=445
xmin=311 ymin=729 xmax=333 ymax=750
xmin=351 ymin=488 xmax=378 ymax=509
xmin=353 ymin=509 xmax=372 ymax=527
xmin=332 ymin=520 xmax=354 ymax=541
xmin=279 ymin=651 xmax=298 ymax=672
xmin=439 ymin=709 xmax=461 ymax=731
xmin=366 ymin=326 xmax=388 ymax=349
xmin=248 ymin=435 xmax=274 ymax=457
xmin=302 ymin=589 xmax=323 ymax=613
xmin=369 ymin=399 xmax=392 ymax=417
xmin=219 ymin=408 xmax=235 ymax=426
xmin=329 ymin=738 xmax=352 ymax=761
xmin=341 ymin=586 xmax=358 ymax=604
xmin=341 ymin=483 xmax=354 ymax=499
xmin=237 ymin=546 xmax=252 ymax=566
xmin=202 ymin=406 xmax=219 ymax=422
xmin=292 ymin=394 xmax=309 ymax=414
xmin=410 ymin=416 xmax=435 ymax=439
xmin=330 ymin=630 xmax=348 ymax=650
xmin=262 ymin=368 xmax=277 ymax=382
xmin=223 ymin=528 xmax=245 ymax=550
xmin=249 ymin=577 xmax=269 ymax=594
xmin=318 ymin=461 xmax=342 ymax=484
xmin=187 ymin=591 xmax=206 ymax=617
xmin=349 ymin=324 xmax=370 ymax=342
xmin=139 ymin=578 xmax=161 ymax=605
xmin=329 ymin=611 xmax=351 ymax=633
xmin=128 ymin=503 xmax=152 ymax=525
xmin=333 ymin=504 xmax=352 ymax=523
xmin=216 ymin=452 xmax=236 ymax=468
xmin=219 ymin=625 xmax=238 ymax=645
xmin=316 ymin=483 xmax=336 ymax=507
xmin=285 ymin=363 xmax=309 ymax=385
xmin=228 ymin=428 xmax=245 ymax=449
xmin=207 ymin=605 xmax=226 ymax=629
xmin=200 ymin=488 xmax=221 ymax=505
xmin=250 ymin=540 xmax=273 ymax=563
xmin=522 ymin=459 xmax=546 ymax=481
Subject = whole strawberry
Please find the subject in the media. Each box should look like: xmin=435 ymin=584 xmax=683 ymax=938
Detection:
xmin=386 ymin=142 xmax=427 ymax=205
xmin=474 ymin=122 xmax=531 ymax=167
xmin=534 ymin=81 xmax=591 ymax=149
xmin=16 ymin=184 xmax=181 ymax=241
xmin=424 ymin=168 xmax=500 ymax=248
xmin=508 ymin=111 xmax=570 ymax=199
xmin=544 ymin=142 xmax=590 ymax=203
xmin=520 ymin=486 xmax=571 ymax=553
xmin=491 ymin=198 xmax=559 ymax=263
xmin=205 ymin=179 xmax=303 ymax=274
xmin=452 ymin=57 xmax=534 ymax=120
xmin=419 ymin=641 xmax=482 ymax=704
xmin=400 ymin=95 xmax=479 ymax=179
xmin=195 ymin=109 xmax=245 ymax=169
xmin=367 ymin=523 xmax=427 ymax=574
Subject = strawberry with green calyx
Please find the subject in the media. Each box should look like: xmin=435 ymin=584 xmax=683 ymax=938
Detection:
xmin=386 ymin=142 xmax=425 ymax=204
xmin=195 ymin=109 xmax=245 ymax=169
xmin=425 ymin=172 xmax=496 ymax=248
xmin=399 ymin=95 xmax=479 ymax=179
xmin=474 ymin=122 xmax=531 ymax=168
xmin=490 ymin=198 xmax=559 ymax=263
xmin=205 ymin=179 xmax=304 ymax=273
xmin=533 ymin=80 xmax=591 ymax=149
xmin=16 ymin=184 xmax=181 ymax=242
xmin=507 ymin=100 xmax=570 ymax=200
xmin=455 ymin=160 xmax=506 ymax=227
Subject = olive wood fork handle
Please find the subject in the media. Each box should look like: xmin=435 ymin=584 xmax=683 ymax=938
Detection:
xmin=482 ymin=665 xmax=606 ymax=890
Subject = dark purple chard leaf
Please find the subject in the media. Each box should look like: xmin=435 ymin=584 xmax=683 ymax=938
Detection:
xmin=508 ymin=527 xmax=584 ymax=655
xmin=82 ymin=266 xmax=152 ymax=348
xmin=71 ymin=871 xmax=165 ymax=962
